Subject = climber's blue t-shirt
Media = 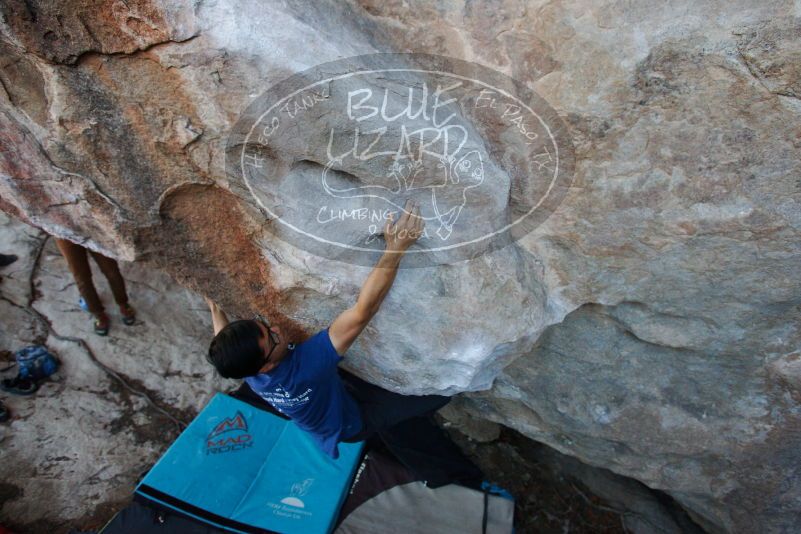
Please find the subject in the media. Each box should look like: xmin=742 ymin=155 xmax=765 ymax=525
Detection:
xmin=244 ymin=328 xmax=363 ymax=459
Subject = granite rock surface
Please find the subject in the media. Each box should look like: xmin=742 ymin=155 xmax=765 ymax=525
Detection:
xmin=1 ymin=1 xmax=799 ymax=531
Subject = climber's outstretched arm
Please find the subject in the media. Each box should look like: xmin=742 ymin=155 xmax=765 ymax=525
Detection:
xmin=206 ymin=297 xmax=229 ymax=335
xmin=329 ymin=199 xmax=424 ymax=356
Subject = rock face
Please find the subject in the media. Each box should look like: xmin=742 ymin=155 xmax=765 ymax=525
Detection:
xmin=0 ymin=1 xmax=799 ymax=532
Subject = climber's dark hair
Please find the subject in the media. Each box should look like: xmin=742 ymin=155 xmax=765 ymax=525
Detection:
xmin=207 ymin=319 xmax=265 ymax=379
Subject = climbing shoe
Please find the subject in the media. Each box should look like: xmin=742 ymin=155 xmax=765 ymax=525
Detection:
xmin=120 ymin=303 xmax=136 ymax=326
xmin=94 ymin=312 xmax=110 ymax=336
xmin=0 ymin=254 xmax=17 ymax=268
xmin=14 ymin=345 xmax=59 ymax=381
xmin=1 ymin=376 xmax=38 ymax=396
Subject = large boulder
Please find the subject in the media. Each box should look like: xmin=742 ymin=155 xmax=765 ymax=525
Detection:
xmin=0 ymin=1 xmax=799 ymax=531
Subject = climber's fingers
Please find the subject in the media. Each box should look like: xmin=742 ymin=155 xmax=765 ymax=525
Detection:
xmin=409 ymin=202 xmax=424 ymax=231
xmin=397 ymin=198 xmax=414 ymax=227
xmin=413 ymin=204 xmax=425 ymax=233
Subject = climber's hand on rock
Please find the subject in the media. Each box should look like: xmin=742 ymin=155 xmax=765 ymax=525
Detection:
xmin=384 ymin=198 xmax=424 ymax=252
xmin=205 ymin=297 xmax=229 ymax=335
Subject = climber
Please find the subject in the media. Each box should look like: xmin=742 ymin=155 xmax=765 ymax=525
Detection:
xmin=205 ymin=199 xmax=453 ymax=460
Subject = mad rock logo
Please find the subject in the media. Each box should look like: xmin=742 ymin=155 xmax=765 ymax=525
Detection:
xmin=227 ymin=53 xmax=575 ymax=267
xmin=206 ymin=411 xmax=254 ymax=454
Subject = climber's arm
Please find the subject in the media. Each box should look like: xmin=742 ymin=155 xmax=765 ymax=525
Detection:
xmin=206 ymin=297 xmax=229 ymax=335
xmin=329 ymin=199 xmax=424 ymax=356
xmin=328 ymin=253 xmax=402 ymax=356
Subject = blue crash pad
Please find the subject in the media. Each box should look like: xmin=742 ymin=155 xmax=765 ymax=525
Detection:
xmin=135 ymin=393 xmax=364 ymax=534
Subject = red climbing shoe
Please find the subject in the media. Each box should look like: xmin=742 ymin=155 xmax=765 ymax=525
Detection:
xmin=120 ymin=303 xmax=136 ymax=326
xmin=94 ymin=312 xmax=110 ymax=336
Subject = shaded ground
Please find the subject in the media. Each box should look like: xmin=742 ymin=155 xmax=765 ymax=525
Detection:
xmin=439 ymin=408 xmax=705 ymax=534
xmin=444 ymin=424 xmax=626 ymax=534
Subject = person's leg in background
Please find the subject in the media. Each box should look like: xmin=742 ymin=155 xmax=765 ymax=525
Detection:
xmin=88 ymin=249 xmax=136 ymax=325
xmin=54 ymin=238 xmax=110 ymax=335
